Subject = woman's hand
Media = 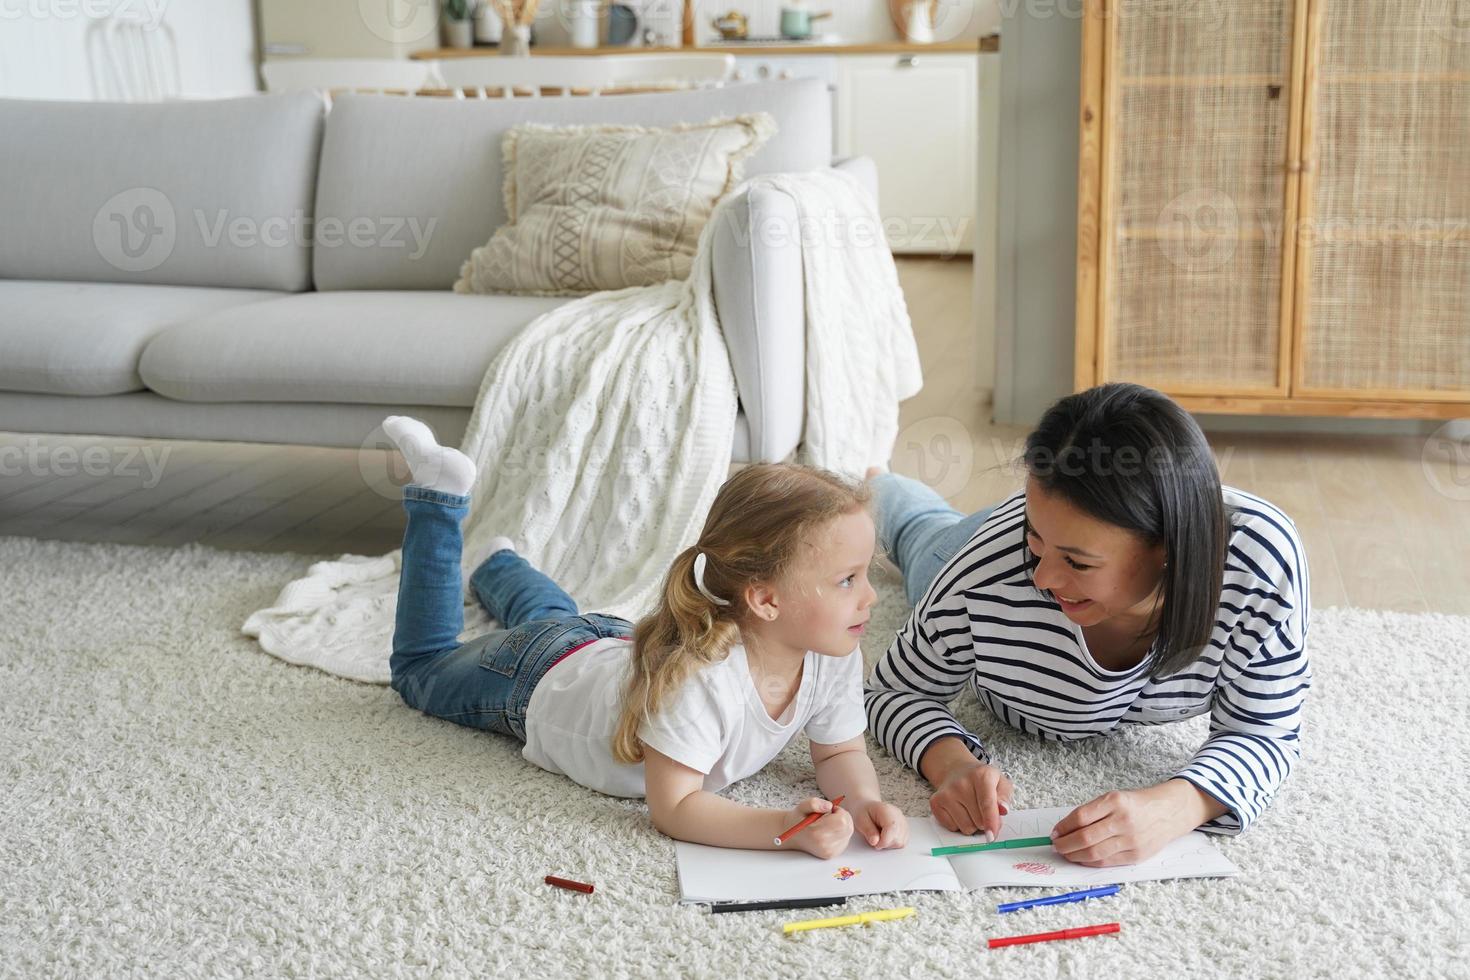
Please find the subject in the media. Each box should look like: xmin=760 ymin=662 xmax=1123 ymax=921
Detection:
xmin=784 ymin=797 xmax=854 ymax=860
xmin=1050 ymin=780 xmax=1224 ymax=867
xmin=847 ymin=799 xmax=909 ymax=849
xmin=928 ymin=758 xmax=1013 ymax=840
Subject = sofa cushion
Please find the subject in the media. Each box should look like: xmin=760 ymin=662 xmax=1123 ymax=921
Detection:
xmin=138 ymin=291 xmax=570 ymax=407
xmin=0 ymin=93 xmax=323 ymax=291
xmin=0 ymin=280 xmax=284 ymax=397
xmin=313 ymin=79 xmax=833 ymax=292
xmin=455 ymin=113 xmax=775 ymax=296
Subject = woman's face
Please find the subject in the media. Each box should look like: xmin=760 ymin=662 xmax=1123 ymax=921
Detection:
xmin=1023 ymin=478 xmax=1168 ymax=630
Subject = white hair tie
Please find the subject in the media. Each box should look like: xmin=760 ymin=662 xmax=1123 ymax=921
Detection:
xmin=692 ymin=551 xmax=730 ymax=606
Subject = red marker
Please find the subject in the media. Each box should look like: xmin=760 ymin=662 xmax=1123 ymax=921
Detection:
xmin=988 ymin=922 xmax=1120 ymax=949
xmin=774 ymin=796 xmax=845 ymax=846
xmin=544 ymin=875 xmax=594 ymax=895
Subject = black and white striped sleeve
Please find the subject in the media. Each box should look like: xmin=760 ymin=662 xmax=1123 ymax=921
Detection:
xmin=1175 ymin=498 xmax=1312 ymax=835
xmin=864 ymin=588 xmax=989 ymax=772
xmin=864 ymin=494 xmax=1028 ymax=774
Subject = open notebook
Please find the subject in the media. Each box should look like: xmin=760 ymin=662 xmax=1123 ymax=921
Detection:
xmin=675 ymin=806 xmax=1239 ymax=904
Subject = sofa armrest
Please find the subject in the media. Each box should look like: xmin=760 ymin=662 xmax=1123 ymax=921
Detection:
xmin=711 ymin=183 xmax=806 ymax=464
xmin=832 ymin=155 xmax=879 ymax=209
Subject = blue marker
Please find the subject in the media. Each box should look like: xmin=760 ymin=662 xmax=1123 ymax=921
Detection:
xmin=996 ymin=883 xmax=1122 ymax=914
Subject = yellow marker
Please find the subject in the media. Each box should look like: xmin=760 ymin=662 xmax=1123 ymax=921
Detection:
xmin=782 ymin=906 xmax=916 ymax=935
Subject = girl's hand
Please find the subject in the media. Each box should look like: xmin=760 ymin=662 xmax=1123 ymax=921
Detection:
xmin=1050 ymin=782 xmax=1211 ymax=867
xmin=849 ymin=799 xmax=908 ymax=849
xmin=784 ymin=797 xmax=854 ymax=860
xmin=929 ymin=759 xmax=1013 ymax=840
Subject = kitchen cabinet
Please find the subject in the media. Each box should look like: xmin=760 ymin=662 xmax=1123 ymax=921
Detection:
xmin=837 ymin=52 xmax=985 ymax=255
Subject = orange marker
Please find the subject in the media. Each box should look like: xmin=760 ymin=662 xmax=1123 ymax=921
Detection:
xmin=774 ymin=796 xmax=845 ymax=846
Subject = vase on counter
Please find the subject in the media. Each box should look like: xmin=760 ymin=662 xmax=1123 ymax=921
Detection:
xmin=894 ymin=0 xmax=937 ymax=43
xmin=501 ymin=22 xmax=532 ymax=56
xmin=474 ymin=4 xmax=503 ymax=44
xmin=567 ymin=0 xmax=601 ymax=49
xmin=905 ymin=0 xmax=936 ymax=43
xmin=443 ymin=16 xmax=475 ymax=48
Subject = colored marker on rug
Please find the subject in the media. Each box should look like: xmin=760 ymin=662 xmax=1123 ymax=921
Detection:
xmin=931 ymin=835 xmax=1054 ymax=857
xmin=997 ymin=884 xmax=1121 ymax=914
xmin=711 ymin=897 xmax=848 ymax=915
xmin=988 ymin=922 xmax=1120 ymax=949
xmin=783 ymin=906 xmax=915 ymax=935
xmin=545 ymin=875 xmax=594 ymax=894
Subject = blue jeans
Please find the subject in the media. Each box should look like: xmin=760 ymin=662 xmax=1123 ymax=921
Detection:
xmin=871 ymin=472 xmax=995 ymax=606
xmin=389 ymin=485 xmax=633 ymax=742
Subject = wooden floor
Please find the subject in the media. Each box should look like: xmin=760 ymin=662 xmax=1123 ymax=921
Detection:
xmin=4 ymin=256 xmax=1468 ymax=615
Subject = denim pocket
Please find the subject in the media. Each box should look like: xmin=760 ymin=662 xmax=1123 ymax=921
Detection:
xmin=479 ymin=621 xmax=559 ymax=677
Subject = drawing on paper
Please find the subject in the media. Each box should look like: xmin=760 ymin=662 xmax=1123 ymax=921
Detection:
xmin=1013 ymin=861 xmax=1054 ymax=876
xmin=833 ymin=866 xmax=861 ymax=881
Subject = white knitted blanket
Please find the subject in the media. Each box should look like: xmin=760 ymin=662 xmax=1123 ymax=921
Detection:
xmin=243 ymin=170 xmax=922 ymax=683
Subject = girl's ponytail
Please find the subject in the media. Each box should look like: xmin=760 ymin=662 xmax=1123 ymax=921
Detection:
xmin=611 ymin=547 xmax=740 ymax=764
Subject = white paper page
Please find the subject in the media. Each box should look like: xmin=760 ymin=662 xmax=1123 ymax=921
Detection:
xmin=674 ymin=818 xmax=963 ymax=904
xmin=932 ymin=806 xmax=1240 ymax=889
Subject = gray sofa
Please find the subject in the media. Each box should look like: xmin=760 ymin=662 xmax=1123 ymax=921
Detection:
xmin=0 ymin=80 xmax=879 ymax=463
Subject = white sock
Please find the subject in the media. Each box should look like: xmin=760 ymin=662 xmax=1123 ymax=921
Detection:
xmin=485 ymin=536 xmax=516 ymax=557
xmin=382 ymin=416 xmax=477 ymax=497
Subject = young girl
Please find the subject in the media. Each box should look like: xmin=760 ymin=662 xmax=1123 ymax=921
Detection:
xmin=381 ymin=416 xmax=909 ymax=858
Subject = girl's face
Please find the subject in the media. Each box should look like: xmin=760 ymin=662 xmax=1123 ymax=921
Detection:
xmin=748 ymin=509 xmax=879 ymax=658
xmin=1023 ymin=478 xmax=1168 ymax=630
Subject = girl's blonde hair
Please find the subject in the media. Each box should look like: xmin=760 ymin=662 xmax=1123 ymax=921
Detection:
xmin=611 ymin=463 xmax=872 ymax=764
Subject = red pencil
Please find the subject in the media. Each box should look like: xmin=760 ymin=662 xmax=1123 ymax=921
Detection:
xmin=988 ymin=922 xmax=1120 ymax=949
xmin=774 ymin=796 xmax=845 ymax=846
xmin=544 ymin=875 xmax=594 ymax=895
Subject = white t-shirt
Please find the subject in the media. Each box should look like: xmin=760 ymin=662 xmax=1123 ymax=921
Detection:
xmin=521 ymin=638 xmax=868 ymax=798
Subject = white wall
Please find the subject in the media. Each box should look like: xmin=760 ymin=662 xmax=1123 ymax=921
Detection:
xmin=0 ymin=0 xmax=257 ymax=100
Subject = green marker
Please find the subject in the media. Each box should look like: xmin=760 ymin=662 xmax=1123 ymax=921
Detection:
xmin=930 ymin=835 xmax=1054 ymax=857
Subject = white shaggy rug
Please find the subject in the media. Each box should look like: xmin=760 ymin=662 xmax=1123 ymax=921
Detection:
xmin=3 ymin=533 xmax=1467 ymax=978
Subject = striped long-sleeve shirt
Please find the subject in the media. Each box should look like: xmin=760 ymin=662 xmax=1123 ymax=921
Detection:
xmin=864 ymin=486 xmax=1311 ymax=834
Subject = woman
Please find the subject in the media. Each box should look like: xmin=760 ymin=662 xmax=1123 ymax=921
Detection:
xmin=864 ymin=383 xmax=1310 ymax=867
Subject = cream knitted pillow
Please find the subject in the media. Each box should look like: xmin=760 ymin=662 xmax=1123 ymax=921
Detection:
xmin=453 ymin=113 xmax=776 ymax=296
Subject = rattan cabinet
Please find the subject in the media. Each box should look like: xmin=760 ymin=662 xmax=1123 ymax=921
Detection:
xmin=1076 ymin=0 xmax=1470 ymax=418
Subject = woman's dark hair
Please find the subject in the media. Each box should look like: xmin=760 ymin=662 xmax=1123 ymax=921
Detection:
xmin=1021 ymin=382 xmax=1229 ymax=678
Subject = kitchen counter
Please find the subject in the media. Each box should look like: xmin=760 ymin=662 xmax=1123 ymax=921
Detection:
xmin=412 ymin=36 xmax=998 ymax=59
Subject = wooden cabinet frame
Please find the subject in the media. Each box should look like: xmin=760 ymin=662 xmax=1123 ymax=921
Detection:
xmin=1075 ymin=0 xmax=1470 ymax=419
